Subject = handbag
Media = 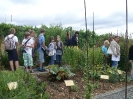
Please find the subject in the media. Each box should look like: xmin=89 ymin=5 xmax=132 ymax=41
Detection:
xmin=22 ymin=38 xmax=31 ymax=53
xmin=48 ymin=50 xmax=54 ymax=56
xmin=107 ymin=46 xmax=113 ymax=55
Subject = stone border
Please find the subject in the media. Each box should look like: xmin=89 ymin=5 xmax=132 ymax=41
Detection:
xmin=94 ymin=85 xmax=133 ymax=99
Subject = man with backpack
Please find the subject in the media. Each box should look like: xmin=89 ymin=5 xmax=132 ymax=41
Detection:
xmin=4 ymin=28 xmax=19 ymax=71
xmin=35 ymin=28 xmax=46 ymax=72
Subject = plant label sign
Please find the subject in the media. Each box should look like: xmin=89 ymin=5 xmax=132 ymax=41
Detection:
xmin=7 ymin=82 xmax=18 ymax=90
xmin=64 ymin=80 xmax=74 ymax=86
xmin=100 ymin=75 xmax=109 ymax=80
xmin=117 ymin=70 xmax=122 ymax=74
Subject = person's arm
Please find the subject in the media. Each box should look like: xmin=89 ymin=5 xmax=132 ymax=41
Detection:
xmin=61 ymin=41 xmax=63 ymax=49
xmin=102 ymin=46 xmax=107 ymax=57
xmin=41 ymin=36 xmax=46 ymax=48
xmin=26 ymin=44 xmax=34 ymax=48
xmin=48 ymin=43 xmax=54 ymax=51
xmin=110 ymin=41 xmax=117 ymax=56
xmin=15 ymin=36 xmax=19 ymax=47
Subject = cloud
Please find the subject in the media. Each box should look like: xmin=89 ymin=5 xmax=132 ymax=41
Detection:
xmin=0 ymin=0 xmax=133 ymax=35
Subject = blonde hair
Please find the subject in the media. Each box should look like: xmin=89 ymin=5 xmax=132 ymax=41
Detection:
xmin=24 ymin=32 xmax=30 ymax=38
xmin=57 ymin=35 xmax=60 ymax=38
xmin=29 ymin=30 xmax=35 ymax=34
xmin=9 ymin=28 xmax=16 ymax=34
xmin=104 ymin=40 xmax=109 ymax=45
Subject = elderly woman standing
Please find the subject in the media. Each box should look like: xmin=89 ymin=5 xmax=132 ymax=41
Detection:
xmin=102 ymin=40 xmax=110 ymax=69
xmin=110 ymin=36 xmax=120 ymax=68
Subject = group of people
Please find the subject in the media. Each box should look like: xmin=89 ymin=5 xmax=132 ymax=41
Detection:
xmin=4 ymin=27 xmax=133 ymax=79
xmin=102 ymin=36 xmax=120 ymax=69
xmin=34 ymin=29 xmax=64 ymax=72
xmin=4 ymin=28 xmax=79 ymax=73
xmin=102 ymin=35 xmax=133 ymax=80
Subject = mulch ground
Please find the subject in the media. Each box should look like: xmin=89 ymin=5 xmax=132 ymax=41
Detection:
xmin=37 ymin=71 xmax=133 ymax=99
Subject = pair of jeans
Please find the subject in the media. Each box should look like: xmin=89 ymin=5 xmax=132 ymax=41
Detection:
xmin=56 ymin=55 xmax=62 ymax=66
xmin=49 ymin=55 xmax=54 ymax=65
xmin=38 ymin=50 xmax=44 ymax=63
xmin=103 ymin=57 xmax=108 ymax=70
xmin=112 ymin=61 xmax=118 ymax=68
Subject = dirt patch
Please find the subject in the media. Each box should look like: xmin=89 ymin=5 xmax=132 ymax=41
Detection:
xmin=37 ymin=72 xmax=133 ymax=99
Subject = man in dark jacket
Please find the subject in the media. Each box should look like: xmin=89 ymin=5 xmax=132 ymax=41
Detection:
xmin=71 ymin=31 xmax=79 ymax=46
xmin=129 ymin=45 xmax=133 ymax=80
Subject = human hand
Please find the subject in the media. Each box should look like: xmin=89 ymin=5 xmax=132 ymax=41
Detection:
xmin=130 ymin=60 xmax=133 ymax=63
xmin=115 ymin=54 xmax=118 ymax=57
xmin=105 ymin=55 xmax=108 ymax=58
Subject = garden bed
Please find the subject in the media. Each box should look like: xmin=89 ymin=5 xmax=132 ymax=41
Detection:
xmin=36 ymin=71 xmax=133 ymax=99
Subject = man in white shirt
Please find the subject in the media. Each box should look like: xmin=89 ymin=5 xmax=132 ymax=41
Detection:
xmin=4 ymin=28 xmax=19 ymax=71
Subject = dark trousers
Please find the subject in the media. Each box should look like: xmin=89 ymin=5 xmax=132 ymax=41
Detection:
xmin=56 ymin=55 xmax=62 ymax=66
xmin=104 ymin=57 xmax=108 ymax=70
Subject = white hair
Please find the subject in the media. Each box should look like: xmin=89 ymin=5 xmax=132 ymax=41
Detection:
xmin=104 ymin=40 xmax=109 ymax=45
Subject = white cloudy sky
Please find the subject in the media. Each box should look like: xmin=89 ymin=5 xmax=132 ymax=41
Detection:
xmin=0 ymin=0 xmax=133 ymax=35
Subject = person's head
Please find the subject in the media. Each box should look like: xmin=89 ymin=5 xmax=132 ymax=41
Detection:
xmin=24 ymin=32 xmax=30 ymax=39
xmin=40 ymin=28 xmax=45 ymax=34
xmin=109 ymin=35 xmax=114 ymax=42
xmin=57 ymin=35 xmax=61 ymax=42
xmin=9 ymin=28 xmax=16 ymax=34
xmin=114 ymin=36 xmax=120 ymax=42
xmin=28 ymin=29 xmax=31 ymax=32
xmin=75 ymin=31 xmax=79 ymax=37
xmin=49 ymin=36 xmax=54 ymax=42
xmin=67 ymin=30 xmax=71 ymax=35
xmin=66 ymin=30 xmax=71 ymax=39
xmin=29 ymin=30 xmax=35 ymax=37
xmin=104 ymin=40 xmax=109 ymax=47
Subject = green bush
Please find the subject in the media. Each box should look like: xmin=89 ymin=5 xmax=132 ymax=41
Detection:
xmin=88 ymin=47 xmax=104 ymax=65
xmin=62 ymin=47 xmax=86 ymax=71
xmin=88 ymin=64 xmax=126 ymax=83
xmin=0 ymin=68 xmax=50 ymax=99
xmin=70 ymin=84 xmax=79 ymax=92
xmin=47 ymin=65 xmax=75 ymax=81
xmin=1 ymin=52 xmax=9 ymax=69
xmin=119 ymin=40 xmax=132 ymax=71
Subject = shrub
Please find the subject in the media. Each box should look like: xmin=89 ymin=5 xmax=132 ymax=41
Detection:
xmin=47 ymin=65 xmax=75 ymax=81
xmin=88 ymin=64 xmax=126 ymax=83
xmin=62 ymin=47 xmax=86 ymax=71
xmin=0 ymin=68 xmax=50 ymax=99
xmin=88 ymin=47 xmax=104 ymax=65
xmin=70 ymin=84 xmax=79 ymax=92
xmin=0 ymin=52 xmax=9 ymax=69
xmin=119 ymin=41 xmax=132 ymax=71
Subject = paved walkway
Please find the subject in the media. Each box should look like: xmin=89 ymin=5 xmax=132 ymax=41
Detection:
xmin=94 ymin=85 xmax=133 ymax=99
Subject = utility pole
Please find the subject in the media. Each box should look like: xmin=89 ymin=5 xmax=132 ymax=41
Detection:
xmin=5 ymin=14 xmax=6 ymax=23
xmin=84 ymin=0 xmax=88 ymax=67
xmin=11 ymin=15 xmax=12 ymax=22
xmin=125 ymin=0 xmax=128 ymax=99
xmin=92 ymin=12 xmax=95 ymax=84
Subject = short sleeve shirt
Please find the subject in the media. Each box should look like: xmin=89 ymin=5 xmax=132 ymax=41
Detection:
xmin=4 ymin=34 xmax=18 ymax=49
xmin=102 ymin=45 xmax=108 ymax=55
xmin=38 ymin=34 xmax=45 ymax=51
xmin=22 ymin=38 xmax=34 ymax=56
